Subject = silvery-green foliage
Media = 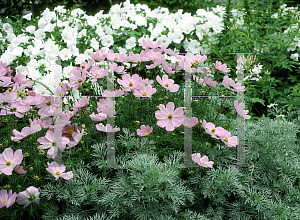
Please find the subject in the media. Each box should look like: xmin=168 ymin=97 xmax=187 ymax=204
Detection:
xmin=188 ymin=116 xmax=300 ymax=219
xmin=95 ymin=153 xmax=195 ymax=220
xmin=89 ymin=141 xmax=107 ymax=167
xmin=177 ymin=208 xmax=211 ymax=220
xmin=40 ymin=160 xmax=111 ymax=220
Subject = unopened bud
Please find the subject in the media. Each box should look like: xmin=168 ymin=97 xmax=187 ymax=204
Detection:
xmin=82 ymin=124 xmax=86 ymax=128
xmin=29 ymin=167 xmax=33 ymax=170
xmin=76 ymin=114 xmax=80 ymax=118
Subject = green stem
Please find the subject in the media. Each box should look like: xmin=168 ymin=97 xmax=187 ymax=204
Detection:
xmin=27 ymin=79 xmax=54 ymax=96
xmin=211 ymin=97 xmax=225 ymax=125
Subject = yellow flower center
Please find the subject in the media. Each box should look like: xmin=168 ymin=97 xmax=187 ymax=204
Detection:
xmin=3 ymin=200 xmax=7 ymax=204
xmin=56 ymin=171 xmax=60 ymax=175
xmin=6 ymin=161 xmax=11 ymax=166
xmin=142 ymin=92 xmax=147 ymax=96
xmin=165 ymin=83 xmax=169 ymax=87
xmin=224 ymin=138 xmax=228 ymax=142
xmin=67 ymin=130 xmax=74 ymax=137
xmin=191 ymin=63 xmax=195 ymax=67
xmin=144 ymin=132 xmax=148 ymax=135
xmin=195 ymin=60 xmax=198 ymax=63
xmin=220 ymin=68 xmax=223 ymax=71
xmin=114 ymin=57 xmax=117 ymax=60
xmin=81 ymin=65 xmax=85 ymax=69
xmin=12 ymin=107 xmax=17 ymax=111
xmin=52 ymin=141 xmax=57 ymax=146
xmin=96 ymin=74 xmax=99 ymax=77
xmin=129 ymin=82 xmax=133 ymax=87
xmin=46 ymin=101 xmax=51 ymax=106
xmin=8 ymin=88 xmax=12 ymax=91
xmin=78 ymin=79 xmax=82 ymax=83
xmin=168 ymin=114 xmax=172 ymax=119
xmin=211 ymin=128 xmax=216 ymax=133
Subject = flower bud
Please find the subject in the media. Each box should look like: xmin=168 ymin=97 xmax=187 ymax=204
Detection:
xmin=85 ymin=89 xmax=89 ymax=92
xmin=194 ymin=100 xmax=199 ymax=103
xmin=189 ymin=170 xmax=194 ymax=174
xmin=82 ymin=124 xmax=86 ymax=129
xmin=76 ymin=114 xmax=80 ymax=118
xmin=29 ymin=167 xmax=33 ymax=171
xmin=135 ymin=121 xmax=140 ymax=124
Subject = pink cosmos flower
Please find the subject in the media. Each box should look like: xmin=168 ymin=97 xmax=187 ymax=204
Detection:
xmin=142 ymin=78 xmax=154 ymax=86
xmin=0 ymin=92 xmax=18 ymax=109
xmin=0 ymin=148 xmax=23 ymax=176
xmin=156 ymin=74 xmax=179 ymax=92
xmin=183 ymin=116 xmax=199 ymax=128
xmin=214 ymin=61 xmax=230 ymax=73
xmin=133 ymin=84 xmax=156 ymax=98
xmin=192 ymin=153 xmax=214 ymax=168
xmin=62 ymin=123 xmax=79 ymax=140
xmin=89 ymin=112 xmax=107 ymax=122
xmin=97 ymin=98 xmax=116 ymax=117
xmin=91 ymin=49 xmax=107 ymax=62
xmin=0 ymin=189 xmax=17 ymax=208
xmin=160 ymin=45 xmax=179 ymax=57
xmin=0 ymin=102 xmax=30 ymax=118
xmin=203 ymin=76 xmax=217 ymax=87
xmin=137 ymin=125 xmax=153 ymax=137
xmin=139 ymin=39 xmax=161 ymax=49
xmin=127 ymin=52 xmax=149 ymax=67
xmin=155 ymin=102 xmax=184 ymax=131
xmin=217 ymin=130 xmax=239 ymax=147
xmin=37 ymin=130 xmax=70 ymax=159
xmin=222 ymin=75 xmax=245 ymax=92
xmin=35 ymin=95 xmax=62 ymax=117
xmin=108 ymin=62 xmax=127 ymax=75
xmin=16 ymin=186 xmax=41 ymax=209
xmin=117 ymin=74 xmax=143 ymax=92
xmin=29 ymin=118 xmax=46 ymax=128
xmin=145 ymin=50 xmax=165 ymax=69
xmin=96 ymin=123 xmax=120 ymax=132
xmin=12 ymin=73 xmax=34 ymax=89
xmin=46 ymin=161 xmax=73 ymax=180
xmin=234 ymin=100 xmax=251 ymax=119
xmin=101 ymin=89 xmax=124 ymax=98
xmin=86 ymin=66 xmax=108 ymax=82
xmin=187 ymin=54 xmax=207 ymax=65
xmin=66 ymin=128 xmax=84 ymax=149
xmin=69 ymin=68 xmax=87 ymax=92
xmin=201 ymin=119 xmax=228 ymax=140
xmin=162 ymin=62 xmax=175 ymax=74
xmin=74 ymin=96 xmax=90 ymax=109
xmin=0 ymin=75 xmax=14 ymax=87
xmin=80 ymin=58 xmax=95 ymax=71
xmin=106 ymin=52 xmax=126 ymax=62
xmin=11 ymin=123 xmax=41 ymax=142
xmin=193 ymin=75 xmax=207 ymax=86
xmin=19 ymin=94 xmax=45 ymax=106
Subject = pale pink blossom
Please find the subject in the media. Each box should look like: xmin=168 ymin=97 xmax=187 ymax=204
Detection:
xmin=156 ymin=74 xmax=179 ymax=92
xmin=16 ymin=186 xmax=41 ymax=209
xmin=155 ymin=102 xmax=184 ymax=131
xmin=192 ymin=153 xmax=214 ymax=168
xmin=0 ymin=148 xmax=23 ymax=176
xmin=37 ymin=130 xmax=70 ymax=159
xmin=183 ymin=116 xmax=199 ymax=128
xmin=46 ymin=161 xmax=73 ymax=180
xmin=0 ymin=189 xmax=17 ymax=208
xmin=96 ymin=123 xmax=120 ymax=132
xmin=234 ymin=100 xmax=251 ymax=119
xmin=137 ymin=125 xmax=153 ymax=137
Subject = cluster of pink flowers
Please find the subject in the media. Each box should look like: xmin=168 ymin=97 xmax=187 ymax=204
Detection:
xmin=0 ymin=39 xmax=251 ymax=208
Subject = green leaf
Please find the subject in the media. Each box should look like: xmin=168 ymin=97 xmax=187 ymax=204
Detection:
xmin=248 ymin=98 xmax=265 ymax=106
xmin=287 ymin=104 xmax=294 ymax=112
